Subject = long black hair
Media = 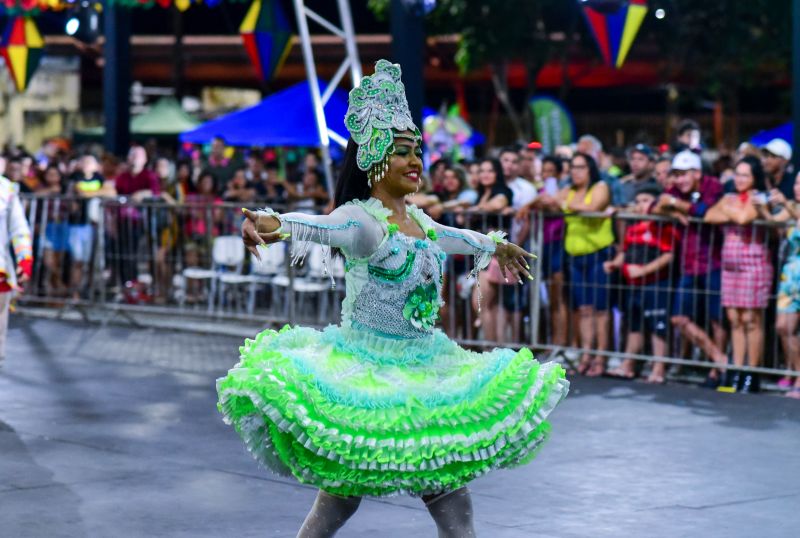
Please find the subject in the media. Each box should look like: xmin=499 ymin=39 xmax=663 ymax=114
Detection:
xmin=571 ymin=152 xmax=602 ymax=187
xmin=334 ymin=138 xmax=371 ymax=208
xmin=475 ymin=157 xmax=506 ymax=200
xmin=736 ymin=155 xmax=767 ymax=192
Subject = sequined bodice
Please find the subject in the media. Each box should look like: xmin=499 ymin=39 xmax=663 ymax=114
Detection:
xmin=345 ymin=232 xmax=445 ymax=339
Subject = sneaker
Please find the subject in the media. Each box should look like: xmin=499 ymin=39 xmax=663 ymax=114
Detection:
xmin=738 ymin=373 xmax=760 ymax=394
xmin=717 ymin=370 xmax=739 ymax=394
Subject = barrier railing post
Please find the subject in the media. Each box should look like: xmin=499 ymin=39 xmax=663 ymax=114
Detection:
xmin=530 ymin=211 xmax=544 ymax=350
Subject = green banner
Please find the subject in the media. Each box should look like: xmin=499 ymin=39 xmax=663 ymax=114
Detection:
xmin=529 ymin=97 xmax=575 ymax=155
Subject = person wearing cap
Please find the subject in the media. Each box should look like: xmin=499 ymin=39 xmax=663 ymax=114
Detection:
xmin=604 ymin=182 xmax=678 ymax=383
xmin=619 ymin=143 xmax=658 ymax=206
xmin=652 ymin=150 xmax=728 ymax=387
xmin=760 ymin=138 xmax=795 ymax=200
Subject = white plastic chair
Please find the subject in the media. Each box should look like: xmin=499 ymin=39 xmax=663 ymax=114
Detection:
xmin=181 ymin=235 xmax=244 ymax=312
xmin=219 ymin=243 xmax=287 ymax=314
xmin=272 ymin=243 xmax=332 ymax=323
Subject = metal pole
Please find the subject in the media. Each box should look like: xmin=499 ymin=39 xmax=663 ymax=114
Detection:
xmin=793 ymin=0 xmax=800 ymax=172
xmin=292 ymin=0 xmax=336 ymax=196
xmin=103 ymin=4 xmax=131 ymax=156
xmin=337 ymin=0 xmax=363 ymax=86
xmin=390 ymin=0 xmax=425 ymax=126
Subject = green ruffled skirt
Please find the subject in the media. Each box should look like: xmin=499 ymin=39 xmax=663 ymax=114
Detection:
xmin=216 ymin=325 xmax=568 ymax=497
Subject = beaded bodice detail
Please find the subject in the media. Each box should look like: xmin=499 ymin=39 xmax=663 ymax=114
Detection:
xmin=345 ymin=231 xmax=445 ymax=339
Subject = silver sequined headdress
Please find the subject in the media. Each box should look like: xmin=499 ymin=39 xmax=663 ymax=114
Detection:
xmin=345 ymin=59 xmax=421 ymax=186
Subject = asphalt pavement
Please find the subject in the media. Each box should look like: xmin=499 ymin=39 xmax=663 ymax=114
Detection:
xmin=1 ymin=316 xmax=798 ymax=538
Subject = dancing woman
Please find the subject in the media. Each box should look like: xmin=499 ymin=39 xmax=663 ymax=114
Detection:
xmin=217 ymin=60 xmax=569 ymax=537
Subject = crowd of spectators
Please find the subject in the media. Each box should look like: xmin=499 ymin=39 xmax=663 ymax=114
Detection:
xmin=4 ymin=121 xmax=800 ymax=397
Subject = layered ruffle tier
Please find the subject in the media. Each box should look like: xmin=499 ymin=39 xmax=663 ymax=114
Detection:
xmin=217 ymin=325 xmax=568 ymax=497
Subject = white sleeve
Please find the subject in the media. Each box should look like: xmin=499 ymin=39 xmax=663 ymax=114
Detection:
xmin=257 ymin=204 xmax=382 ymax=262
xmin=9 ymin=192 xmax=33 ymax=262
xmin=432 ymin=221 xmax=507 ymax=276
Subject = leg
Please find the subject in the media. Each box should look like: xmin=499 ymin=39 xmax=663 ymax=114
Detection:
xmin=610 ymin=331 xmax=643 ymax=378
xmin=742 ymin=309 xmax=764 ymax=368
xmin=577 ymin=305 xmax=596 ymax=374
xmin=296 ymin=490 xmax=361 ymax=538
xmin=777 ymin=312 xmax=800 ymax=371
xmin=424 ymin=487 xmax=476 ymax=538
xmin=727 ymin=308 xmax=746 ymax=367
xmin=588 ymin=310 xmax=609 ymax=376
xmin=478 ymin=277 xmax=498 ymax=342
xmin=671 ymin=315 xmax=727 ymax=365
xmin=549 ymin=272 xmax=568 ymax=347
xmin=647 ymin=334 xmax=668 ymax=383
xmin=0 ymin=292 xmax=10 ymax=360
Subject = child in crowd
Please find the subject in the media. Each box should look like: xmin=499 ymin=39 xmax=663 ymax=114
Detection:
xmin=604 ymin=184 xmax=678 ymax=382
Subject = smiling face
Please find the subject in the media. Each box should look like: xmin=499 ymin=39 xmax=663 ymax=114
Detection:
xmin=372 ymin=131 xmax=423 ymax=197
xmin=672 ymin=169 xmax=700 ymax=194
xmin=733 ymin=161 xmax=755 ymax=193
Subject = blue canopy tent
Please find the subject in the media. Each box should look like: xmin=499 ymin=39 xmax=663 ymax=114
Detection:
xmin=750 ymin=122 xmax=792 ymax=146
xmin=180 ymin=81 xmax=349 ymax=147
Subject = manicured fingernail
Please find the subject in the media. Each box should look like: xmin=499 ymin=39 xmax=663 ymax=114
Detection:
xmin=280 ymin=233 xmax=291 ymax=239
xmin=527 ymin=275 xmax=534 ymax=281
xmin=518 ymin=279 xmax=523 ymax=285
xmin=241 ymin=208 xmax=247 ymax=214
xmin=525 ymin=264 xmax=530 ymax=269
xmin=504 ymin=277 xmax=509 ymax=283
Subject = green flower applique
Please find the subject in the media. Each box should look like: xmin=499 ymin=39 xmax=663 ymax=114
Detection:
xmin=402 ymin=283 xmax=440 ymax=330
xmin=387 ymin=223 xmax=399 ymax=235
xmin=426 ymin=228 xmax=438 ymax=241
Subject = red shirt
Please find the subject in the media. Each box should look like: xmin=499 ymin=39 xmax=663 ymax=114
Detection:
xmin=115 ymin=169 xmax=161 ymax=196
xmin=622 ymin=220 xmax=678 ymax=284
xmin=666 ymin=175 xmax=723 ymax=276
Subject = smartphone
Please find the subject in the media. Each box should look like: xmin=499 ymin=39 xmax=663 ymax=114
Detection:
xmin=753 ymin=192 xmax=768 ymax=205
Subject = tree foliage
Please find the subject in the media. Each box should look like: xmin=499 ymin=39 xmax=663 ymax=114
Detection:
xmin=368 ymin=0 xmax=582 ymax=139
xmin=648 ymin=0 xmax=791 ymax=96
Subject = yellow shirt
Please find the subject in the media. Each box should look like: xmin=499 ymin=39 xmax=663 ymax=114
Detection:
xmin=563 ymin=184 xmax=614 ymax=256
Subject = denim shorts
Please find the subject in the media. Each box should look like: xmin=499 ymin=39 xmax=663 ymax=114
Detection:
xmin=568 ymin=246 xmax=613 ymax=310
xmin=44 ymin=223 xmax=69 ymax=253
xmin=673 ymin=270 xmax=723 ymax=323
xmin=540 ymin=241 xmax=564 ymax=279
xmin=69 ymin=224 xmax=95 ymax=263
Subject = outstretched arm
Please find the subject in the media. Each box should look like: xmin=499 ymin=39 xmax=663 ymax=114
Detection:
xmin=242 ymin=205 xmax=380 ymax=263
xmin=430 ymin=220 xmax=534 ymax=283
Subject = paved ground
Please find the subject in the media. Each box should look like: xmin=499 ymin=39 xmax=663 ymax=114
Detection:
xmin=1 ymin=316 xmax=798 ymax=538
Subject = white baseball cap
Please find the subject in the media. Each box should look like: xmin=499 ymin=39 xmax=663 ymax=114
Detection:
xmin=762 ymin=138 xmax=792 ymax=161
xmin=671 ymin=150 xmax=702 ymax=171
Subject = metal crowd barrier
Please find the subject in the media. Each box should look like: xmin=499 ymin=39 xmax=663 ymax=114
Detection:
xmin=15 ymin=194 xmax=799 ymax=379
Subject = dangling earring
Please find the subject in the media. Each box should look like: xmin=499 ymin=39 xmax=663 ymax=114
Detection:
xmin=368 ymin=156 xmax=389 ymax=187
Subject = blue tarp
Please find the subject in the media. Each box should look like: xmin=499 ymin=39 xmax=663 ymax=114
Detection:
xmin=180 ymin=81 xmax=349 ymax=147
xmin=750 ymin=122 xmax=792 ymax=146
